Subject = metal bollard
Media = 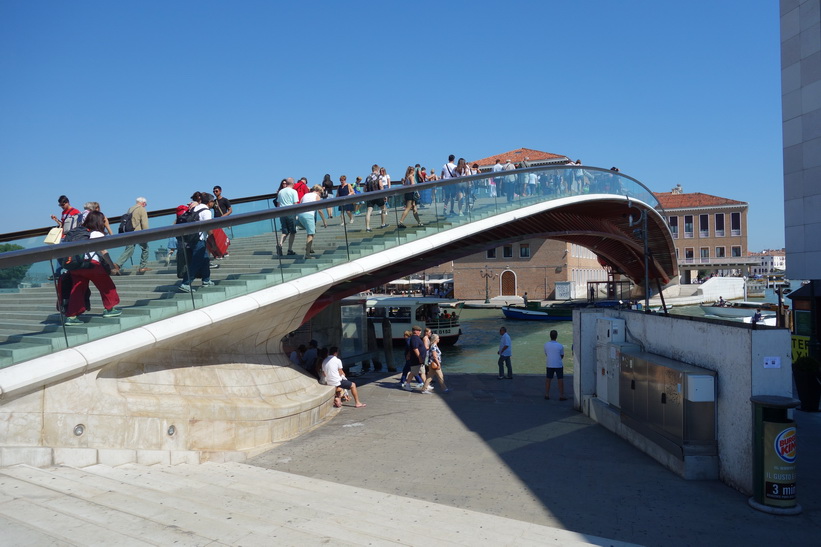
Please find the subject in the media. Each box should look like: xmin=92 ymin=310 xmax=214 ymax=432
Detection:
xmin=748 ymin=395 xmax=802 ymax=515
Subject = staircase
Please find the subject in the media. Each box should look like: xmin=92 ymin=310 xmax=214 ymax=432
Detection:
xmin=0 ymin=461 xmax=622 ymax=546
xmin=0 ymin=208 xmax=471 ymax=367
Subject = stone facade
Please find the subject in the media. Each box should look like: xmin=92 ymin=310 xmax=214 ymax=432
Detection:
xmin=655 ymin=187 xmax=754 ymax=283
xmin=781 ymin=0 xmax=821 ymax=280
xmin=451 ymin=239 xmax=607 ymax=301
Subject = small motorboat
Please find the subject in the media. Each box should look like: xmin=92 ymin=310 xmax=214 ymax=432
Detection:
xmin=502 ymin=304 xmax=574 ymax=322
xmin=699 ymin=301 xmax=778 ymax=318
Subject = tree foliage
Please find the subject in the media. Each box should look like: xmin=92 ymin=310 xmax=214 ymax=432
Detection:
xmin=0 ymin=244 xmax=31 ymax=288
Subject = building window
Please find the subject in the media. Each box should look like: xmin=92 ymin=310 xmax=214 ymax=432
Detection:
xmin=503 ymin=245 xmax=513 ymax=258
xmin=684 ymin=215 xmax=694 ymax=238
xmin=519 ymin=244 xmax=530 ymax=258
xmin=715 ymin=246 xmax=726 ymax=258
xmin=669 ymin=216 xmax=678 ymax=239
xmin=731 ymin=212 xmax=741 ymax=236
xmin=699 ymin=214 xmax=709 ymax=238
xmin=700 ymin=247 xmax=710 ymax=263
xmin=486 ymin=248 xmax=496 ymax=259
xmin=715 ymin=214 xmax=725 ymax=237
xmin=732 ymin=246 xmax=742 ymax=258
xmin=675 ymin=247 xmax=679 ymax=259
xmin=684 ymin=247 xmax=694 ymax=263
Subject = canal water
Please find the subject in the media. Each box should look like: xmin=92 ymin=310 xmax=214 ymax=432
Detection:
xmin=381 ymin=307 xmax=576 ymax=377
xmin=387 ymin=285 xmax=795 ymax=379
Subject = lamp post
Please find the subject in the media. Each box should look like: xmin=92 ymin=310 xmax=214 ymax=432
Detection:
xmin=479 ymin=265 xmax=496 ymax=304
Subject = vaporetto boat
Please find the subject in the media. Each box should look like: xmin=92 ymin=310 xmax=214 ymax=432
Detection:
xmin=366 ymin=296 xmax=463 ymax=345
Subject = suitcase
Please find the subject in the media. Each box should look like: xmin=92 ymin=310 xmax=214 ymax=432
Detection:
xmin=206 ymin=228 xmax=230 ymax=258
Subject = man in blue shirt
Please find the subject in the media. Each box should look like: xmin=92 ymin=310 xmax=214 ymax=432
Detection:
xmin=498 ymin=326 xmax=512 ymax=379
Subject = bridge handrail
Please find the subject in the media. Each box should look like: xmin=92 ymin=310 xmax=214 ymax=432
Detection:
xmin=0 ymin=164 xmax=667 ymax=369
xmin=0 ymin=165 xmax=660 ymax=268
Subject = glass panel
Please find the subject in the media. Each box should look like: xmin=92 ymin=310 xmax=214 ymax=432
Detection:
xmin=0 ymin=165 xmax=667 ymax=369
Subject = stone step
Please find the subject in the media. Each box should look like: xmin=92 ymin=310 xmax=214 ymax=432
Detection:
xmin=0 ymin=462 xmax=625 ymax=546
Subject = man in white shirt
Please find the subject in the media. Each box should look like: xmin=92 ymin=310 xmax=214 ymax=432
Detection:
xmin=322 ymin=346 xmax=367 ymax=408
xmin=490 ymin=159 xmax=503 ymax=197
xmin=544 ymin=330 xmax=567 ymax=400
xmin=441 ymin=154 xmax=459 ymax=215
xmin=502 ymin=159 xmax=516 ymax=202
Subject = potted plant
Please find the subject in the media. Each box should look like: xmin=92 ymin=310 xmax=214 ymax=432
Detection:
xmin=792 ymin=355 xmax=821 ymax=412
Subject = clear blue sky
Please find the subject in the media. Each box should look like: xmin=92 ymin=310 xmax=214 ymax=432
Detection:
xmin=1 ymin=1 xmax=784 ymax=250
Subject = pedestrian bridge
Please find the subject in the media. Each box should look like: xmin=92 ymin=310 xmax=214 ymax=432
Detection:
xmin=0 ymin=166 xmax=677 ymax=465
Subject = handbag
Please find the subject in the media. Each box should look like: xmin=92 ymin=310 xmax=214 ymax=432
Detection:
xmin=44 ymin=227 xmax=63 ymax=244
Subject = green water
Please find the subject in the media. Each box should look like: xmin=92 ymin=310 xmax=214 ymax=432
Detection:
xmin=386 ymin=308 xmax=575 ymax=376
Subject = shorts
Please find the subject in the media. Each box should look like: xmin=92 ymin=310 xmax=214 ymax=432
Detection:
xmin=368 ymin=198 xmax=386 ymax=208
xmin=409 ymin=364 xmax=424 ymax=377
xmin=280 ymin=216 xmax=297 ymax=235
xmin=546 ymin=367 xmax=564 ymax=379
xmin=339 ymin=378 xmax=353 ymax=390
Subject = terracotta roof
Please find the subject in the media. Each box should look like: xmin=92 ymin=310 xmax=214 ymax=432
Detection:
xmin=471 ymin=147 xmax=569 ymax=167
xmin=653 ymin=192 xmax=747 ymax=210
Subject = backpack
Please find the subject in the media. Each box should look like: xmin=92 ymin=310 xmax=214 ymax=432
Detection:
xmin=175 ymin=205 xmax=202 ymax=248
xmin=62 ymin=213 xmax=82 ymax=233
xmin=62 ymin=227 xmax=93 ymax=271
xmin=118 ymin=209 xmax=135 ymax=233
xmin=365 ymin=173 xmax=380 ymax=192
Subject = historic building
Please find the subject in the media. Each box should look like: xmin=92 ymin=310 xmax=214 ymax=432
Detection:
xmin=654 ymin=185 xmax=756 ymax=283
xmin=437 ymin=147 xmax=608 ymax=301
xmin=749 ymin=248 xmax=787 ymax=276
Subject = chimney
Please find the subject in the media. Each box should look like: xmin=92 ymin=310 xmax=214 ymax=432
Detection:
xmin=671 ymin=184 xmax=683 ymax=194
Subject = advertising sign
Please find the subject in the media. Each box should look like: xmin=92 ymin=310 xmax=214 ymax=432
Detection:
xmin=762 ymin=422 xmax=797 ymax=507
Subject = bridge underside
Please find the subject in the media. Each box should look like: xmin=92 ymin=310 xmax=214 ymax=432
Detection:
xmin=0 ymin=195 xmax=677 ymax=465
xmin=311 ymin=196 xmax=677 ymax=314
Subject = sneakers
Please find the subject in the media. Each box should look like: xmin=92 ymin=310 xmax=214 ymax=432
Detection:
xmin=102 ymin=308 xmax=122 ymax=318
xmin=380 ymin=224 xmax=388 ymax=228
xmin=421 ymin=388 xmax=433 ymax=394
xmin=276 ymin=245 xmax=283 ymax=256
xmin=402 ymin=384 xmax=414 ymax=391
xmin=201 ymin=280 xmax=215 ymax=287
xmin=398 ymin=223 xmax=407 ymax=229
xmin=366 ymin=228 xmax=373 ymax=232
xmin=64 ymin=316 xmax=82 ymax=325
xmin=178 ymin=283 xmax=195 ymax=293
xmin=286 ymin=250 xmax=297 ymax=256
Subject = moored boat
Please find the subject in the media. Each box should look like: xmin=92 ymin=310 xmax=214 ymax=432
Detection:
xmin=502 ymin=305 xmax=573 ymax=321
xmin=699 ymin=301 xmax=778 ymax=318
xmin=366 ymin=296 xmax=463 ymax=345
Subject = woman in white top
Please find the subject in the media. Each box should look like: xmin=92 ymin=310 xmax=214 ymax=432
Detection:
xmin=179 ymin=191 xmax=214 ymax=293
xmin=64 ymin=211 xmax=121 ymax=324
xmin=421 ymin=334 xmax=448 ymax=394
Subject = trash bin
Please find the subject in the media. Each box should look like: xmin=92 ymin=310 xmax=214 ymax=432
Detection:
xmin=748 ymin=395 xmax=802 ymax=515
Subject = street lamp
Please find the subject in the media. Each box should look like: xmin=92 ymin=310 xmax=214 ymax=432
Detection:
xmin=479 ymin=265 xmax=496 ymax=304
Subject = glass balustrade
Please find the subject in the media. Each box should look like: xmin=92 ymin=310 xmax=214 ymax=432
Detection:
xmin=0 ymin=166 xmax=661 ymax=368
